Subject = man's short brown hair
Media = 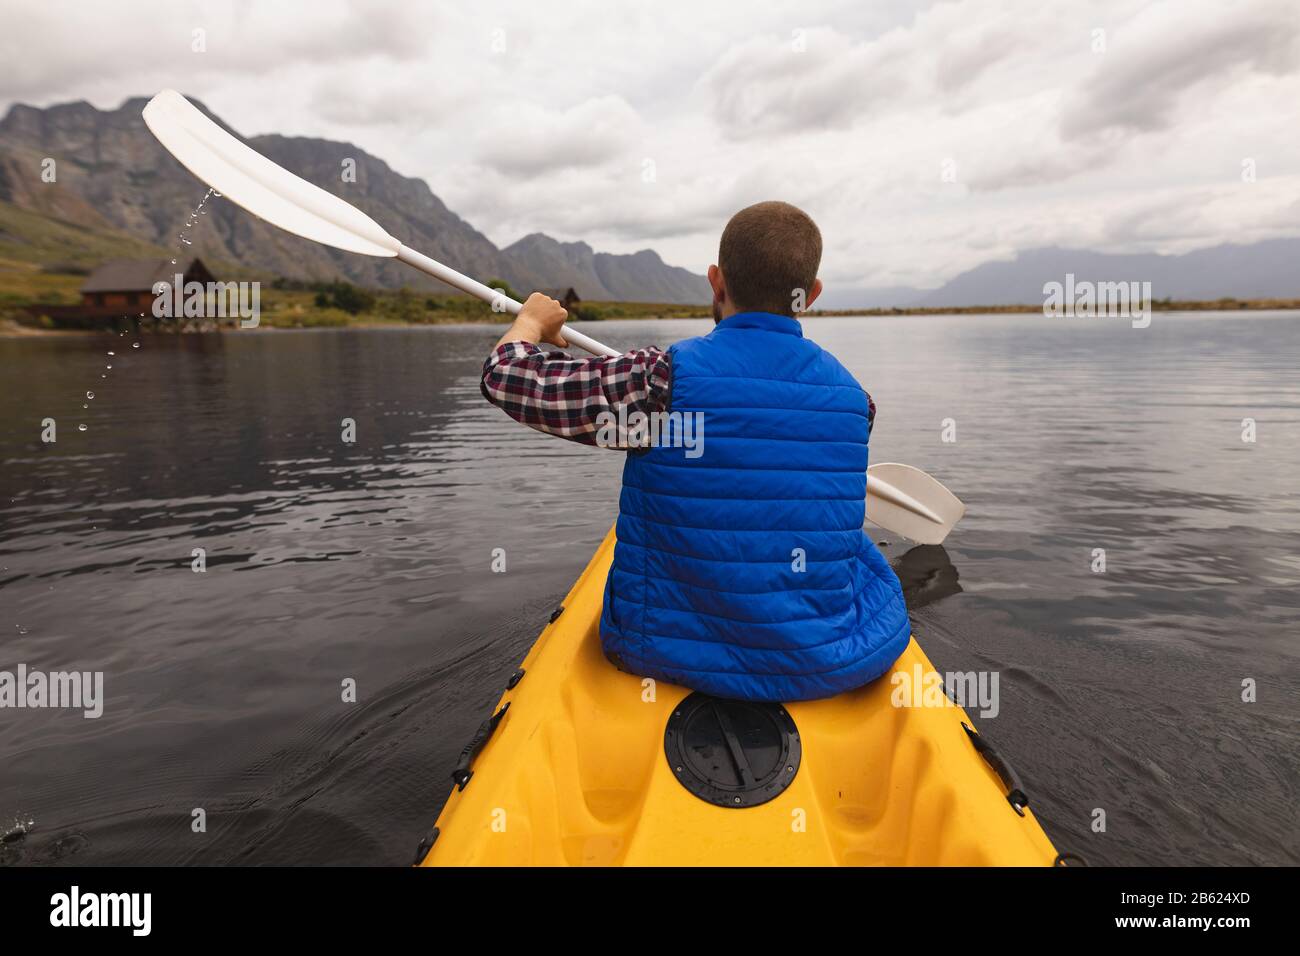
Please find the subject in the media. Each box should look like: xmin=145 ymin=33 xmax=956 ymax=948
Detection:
xmin=718 ymin=201 xmax=822 ymax=316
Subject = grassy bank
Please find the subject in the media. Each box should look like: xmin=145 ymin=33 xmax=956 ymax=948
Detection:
xmin=240 ymin=279 xmax=714 ymax=328
xmin=0 ymin=263 xmax=713 ymax=330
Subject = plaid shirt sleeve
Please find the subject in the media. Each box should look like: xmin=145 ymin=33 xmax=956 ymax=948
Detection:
xmin=480 ymin=341 xmax=673 ymax=447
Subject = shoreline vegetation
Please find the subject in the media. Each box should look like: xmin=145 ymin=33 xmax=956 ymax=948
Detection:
xmin=3 ymin=260 xmax=1299 ymax=335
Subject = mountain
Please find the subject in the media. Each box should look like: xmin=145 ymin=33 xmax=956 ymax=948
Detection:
xmin=814 ymin=285 xmax=924 ymax=310
xmin=823 ymin=241 xmax=1300 ymax=310
xmin=504 ymin=233 xmax=710 ymax=302
xmin=0 ymin=96 xmax=709 ymax=303
xmin=916 ymin=242 xmax=1300 ymax=306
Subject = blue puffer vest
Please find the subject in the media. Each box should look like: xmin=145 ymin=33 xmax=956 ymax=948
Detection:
xmin=599 ymin=311 xmax=911 ymax=702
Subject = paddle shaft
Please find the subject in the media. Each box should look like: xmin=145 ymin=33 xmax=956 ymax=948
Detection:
xmin=396 ymin=246 xmax=620 ymax=357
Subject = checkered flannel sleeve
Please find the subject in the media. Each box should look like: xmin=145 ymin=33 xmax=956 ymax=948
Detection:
xmin=480 ymin=341 xmax=673 ymax=447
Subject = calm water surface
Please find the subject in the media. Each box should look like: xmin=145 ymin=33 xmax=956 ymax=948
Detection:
xmin=1 ymin=312 xmax=1297 ymax=865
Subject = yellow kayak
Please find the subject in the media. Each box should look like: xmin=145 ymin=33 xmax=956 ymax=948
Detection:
xmin=417 ymin=528 xmax=1059 ymax=866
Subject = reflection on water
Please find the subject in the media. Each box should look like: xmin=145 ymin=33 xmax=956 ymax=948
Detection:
xmin=893 ymin=544 xmax=963 ymax=611
xmin=2 ymin=312 xmax=1298 ymax=865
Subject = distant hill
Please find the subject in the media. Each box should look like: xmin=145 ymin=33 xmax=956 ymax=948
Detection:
xmin=817 ymin=240 xmax=1300 ymax=310
xmin=504 ymin=233 xmax=710 ymax=303
xmin=917 ymin=242 xmax=1300 ymax=306
xmin=0 ymin=96 xmax=710 ymax=304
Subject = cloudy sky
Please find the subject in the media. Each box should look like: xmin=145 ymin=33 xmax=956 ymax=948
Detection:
xmin=3 ymin=0 xmax=1298 ymax=301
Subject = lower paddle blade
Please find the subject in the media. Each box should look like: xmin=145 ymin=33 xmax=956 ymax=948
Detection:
xmin=866 ymin=462 xmax=966 ymax=544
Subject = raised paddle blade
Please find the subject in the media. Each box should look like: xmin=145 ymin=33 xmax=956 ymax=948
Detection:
xmin=141 ymin=90 xmax=620 ymax=358
xmin=142 ymin=89 xmax=400 ymax=257
xmin=866 ymin=462 xmax=966 ymax=544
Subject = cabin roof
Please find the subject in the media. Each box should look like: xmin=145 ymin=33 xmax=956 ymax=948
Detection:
xmin=80 ymin=258 xmax=211 ymax=293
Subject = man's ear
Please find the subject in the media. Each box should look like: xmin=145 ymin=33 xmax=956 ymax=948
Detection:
xmin=707 ymin=264 xmax=726 ymax=304
xmin=804 ymin=278 xmax=823 ymax=310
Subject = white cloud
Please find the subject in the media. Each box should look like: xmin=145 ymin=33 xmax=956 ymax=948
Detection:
xmin=1062 ymin=0 xmax=1300 ymax=139
xmin=699 ymin=28 xmax=914 ymax=139
xmin=472 ymin=96 xmax=644 ymax=177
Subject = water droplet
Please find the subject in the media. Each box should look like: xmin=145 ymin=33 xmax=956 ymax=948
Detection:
xmin=86 ymin=391 xmax=95 ymax=399
xmin=106 ymin=364 xmax=113 ymax=370
xmin=107 ymin=351 xmax=115 ymax=356
xmin=82 ymin=403 xmax=88 ymax=409
xmin=171 ymin=259 xmax=177 ymax=265
xmin=132 ymin=342 xmax=141 ymax=349
xmin=78 ymin=424 xmax=87 ymax=432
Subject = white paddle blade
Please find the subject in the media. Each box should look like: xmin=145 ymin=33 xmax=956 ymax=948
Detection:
xmin=143 ymin=90 xmax=621 ymax=358
xmin=142 ymin=89 xmax=399 ymax=258
xmin=866 ymin=462 xmax=966 ymax=544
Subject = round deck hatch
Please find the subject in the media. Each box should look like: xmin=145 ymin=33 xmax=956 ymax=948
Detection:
xmin=664 ymin=694 xmax=801 ymax=808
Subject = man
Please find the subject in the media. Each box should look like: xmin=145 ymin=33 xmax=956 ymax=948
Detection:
xmin=481 ymin=201 xmax=910 ymax=702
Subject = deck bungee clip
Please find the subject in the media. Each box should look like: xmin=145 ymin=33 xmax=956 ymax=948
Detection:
xmin=962 ymin=722 xmax=1030 ymax=816
xmin=450 ymin=703 xmax=510 ymax=791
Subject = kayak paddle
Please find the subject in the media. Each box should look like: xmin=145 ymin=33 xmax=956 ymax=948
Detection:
xmin=141 ymin=89 xmax=619 ymax=358
xmin=866 ymin=463 xmax=966 ymax=544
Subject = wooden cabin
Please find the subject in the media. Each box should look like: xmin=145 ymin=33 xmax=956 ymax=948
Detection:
xmin=538 ymin=287 xmax=582 ymax=311
xmin=26 ymin=257 xmax=219 ymax=329
xmin=80 ymin=257 xmax=216 ymax=310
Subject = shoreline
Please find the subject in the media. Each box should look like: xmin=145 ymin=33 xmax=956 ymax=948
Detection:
xmin=5 ymin=299 xmax=1299 ymax=338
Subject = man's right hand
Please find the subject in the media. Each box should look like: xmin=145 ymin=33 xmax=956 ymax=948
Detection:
xmin=497 ymin=292 xmax=568 ymax=349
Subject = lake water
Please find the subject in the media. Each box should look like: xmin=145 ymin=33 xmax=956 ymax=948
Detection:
xmin=1 ymin=311 xmax=1297 ymax=866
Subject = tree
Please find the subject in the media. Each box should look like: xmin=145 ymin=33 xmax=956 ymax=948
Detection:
xmin=320 ymin=281 xmax=375 ymax=315
xmin=486 ymin=277 xmax=520 ymax=302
